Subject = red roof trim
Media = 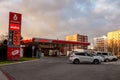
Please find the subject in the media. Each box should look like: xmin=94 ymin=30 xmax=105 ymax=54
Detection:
xmin=22 ymin=39 xmax=32 ymax=43
xmin=52 ymin=40 xmax=90 ymax=45
xmin=22 ymin=38 xmax=90 ymax=45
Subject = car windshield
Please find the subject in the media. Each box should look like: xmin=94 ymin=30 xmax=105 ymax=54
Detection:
xmin=96 ymin=53 xmax=101 ymax=56
xmin=91 ymin=54 xmax=96 ymax=56
xmin=109 ymin=53 xmax=113 ymax=56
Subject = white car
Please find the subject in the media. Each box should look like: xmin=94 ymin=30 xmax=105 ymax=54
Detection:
xmin=69 ymin=52 xmax=104 ymax=64
xmin=95 ymin=52 xmax=118 ymax=62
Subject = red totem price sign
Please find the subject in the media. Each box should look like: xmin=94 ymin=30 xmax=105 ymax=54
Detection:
xmin=7 ymin=12 xmax=22 ymax=60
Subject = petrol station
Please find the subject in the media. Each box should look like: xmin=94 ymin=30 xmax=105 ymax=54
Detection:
xmin=7 ymin=12 xmax=90 ymax=59
xmin=21 ymin=38 xmax=90 ymax=57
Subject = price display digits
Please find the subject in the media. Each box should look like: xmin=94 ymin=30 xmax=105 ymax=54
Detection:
xmin=13 ymin=31 xmax=20 ymax=45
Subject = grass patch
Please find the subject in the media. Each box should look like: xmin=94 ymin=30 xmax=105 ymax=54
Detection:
xmin=0 ymin=57 xmax=39 ymax=64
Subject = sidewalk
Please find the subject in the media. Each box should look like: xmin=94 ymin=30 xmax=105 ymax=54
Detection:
xmin=0 ymin=69 xmax=8 ymax=80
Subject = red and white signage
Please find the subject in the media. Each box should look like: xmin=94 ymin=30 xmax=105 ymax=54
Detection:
xmin=9 ymin=12 xmax=22 ymax=24
xmin=10 ymin=23 xmax=20 ymax=30
xmin=7 ymin=48 xmax=20 ymax=60
xmin=7 ymin=12 xmax=22 ymax=60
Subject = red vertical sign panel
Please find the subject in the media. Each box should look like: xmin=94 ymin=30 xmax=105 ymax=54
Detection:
xmin=7 ymin=12 xmax=22 ymax=60
xmin=7 ymin=48 xmax=20 ymax=60
xmin=9 ymin=12 xmax=21 ymax=24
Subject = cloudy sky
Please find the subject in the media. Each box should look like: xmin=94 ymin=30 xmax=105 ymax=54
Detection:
xmin=0 ymin=0 xmax=120 ymax=44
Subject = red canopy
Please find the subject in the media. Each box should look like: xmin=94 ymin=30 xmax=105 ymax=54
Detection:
xmin=22 ymin=38 xmax=90 ymax=45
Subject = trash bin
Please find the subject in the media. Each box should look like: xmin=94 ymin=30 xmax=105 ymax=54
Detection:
xmin=41 ymin=53 xmax=44 ymax=57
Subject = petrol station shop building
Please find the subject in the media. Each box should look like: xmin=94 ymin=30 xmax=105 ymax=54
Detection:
xmin=21 ymin=38 xmax=90 ymax=57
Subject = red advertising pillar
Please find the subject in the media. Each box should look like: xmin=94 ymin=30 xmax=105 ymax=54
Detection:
xmin=7 ymin=12 xmax=22 ymax=60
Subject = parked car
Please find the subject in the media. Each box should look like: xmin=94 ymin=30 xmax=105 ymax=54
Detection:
xmin=69 ymin=52 xmax=104 ymax=64
xmin=95 ymin=52 xmax=118 ymax=62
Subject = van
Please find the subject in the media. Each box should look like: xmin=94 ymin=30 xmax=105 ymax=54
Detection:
xmin=95 ymin=52 xmax=118 ymax=62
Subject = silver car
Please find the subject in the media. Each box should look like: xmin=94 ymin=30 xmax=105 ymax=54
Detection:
xmin=69 ymin=52 xmax=104 ymax=64
xmin=95 ymin=52 xmax=118 ymax=62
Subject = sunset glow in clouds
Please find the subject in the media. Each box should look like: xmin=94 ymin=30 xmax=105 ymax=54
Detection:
xmin=0 ymin=0 xmax=120 ymax=43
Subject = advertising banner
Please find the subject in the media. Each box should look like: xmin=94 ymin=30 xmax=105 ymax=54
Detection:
xmin=7 ymin=47 xmax=20 ymax=60
xmin=7 ymin=12 xmax=22 ymax=60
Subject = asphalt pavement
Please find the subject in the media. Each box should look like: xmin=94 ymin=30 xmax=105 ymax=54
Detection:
xmin=0 ymin=69 xmax=8 ymax=80
xmin=0 ymin=57 xmax=120 ymax=80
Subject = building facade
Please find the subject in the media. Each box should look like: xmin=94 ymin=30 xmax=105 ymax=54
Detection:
xmin=66 ymin=34 xmax=88 ymax=49
xmin=107 ymin=30 xmax=120 ymax=56
xmin=94 ymin=35 xmax=107 ymax=52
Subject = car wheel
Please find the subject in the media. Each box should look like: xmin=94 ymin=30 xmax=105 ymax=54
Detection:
xmin=73 ymin=59 xmax=80 ymax=64
xmin=105 ymin=59 xmax=110 ymax=62
xmin=93 ymin=59 xmax=100 ymax=64
xmin=112 ymin=58 xmax=117 ymax=61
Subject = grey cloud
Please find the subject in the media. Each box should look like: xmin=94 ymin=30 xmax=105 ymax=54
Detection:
xmin=20 ymin=0 xmax=120 ymax=42
xmin=1 ymin=0 xmax=120 ymax=44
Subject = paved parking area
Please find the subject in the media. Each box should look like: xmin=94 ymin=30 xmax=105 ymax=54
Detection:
xmin=0 ymin=69 xmax=8 ymax=80
xmin=103 ymin=60 xmax=120 ymax=65
xmin=0 ymin=57 xmax=120 ymax=80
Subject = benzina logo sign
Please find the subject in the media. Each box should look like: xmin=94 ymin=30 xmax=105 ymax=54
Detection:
xmin=9 ymin=12 xmax=22 ymax=24
xmin=10 ymin=23 xmax=20 ymax=30
xmin=12 ymin=50 xmax=19 ymax=56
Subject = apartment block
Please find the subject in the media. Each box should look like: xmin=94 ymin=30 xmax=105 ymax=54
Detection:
xmin=107 ymin=30 xmax=120 ymax=56
xmin=94 ymin=35 xmax=107 ymax=52
xmin=66 ymin=34 xmax=88 ymax=49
